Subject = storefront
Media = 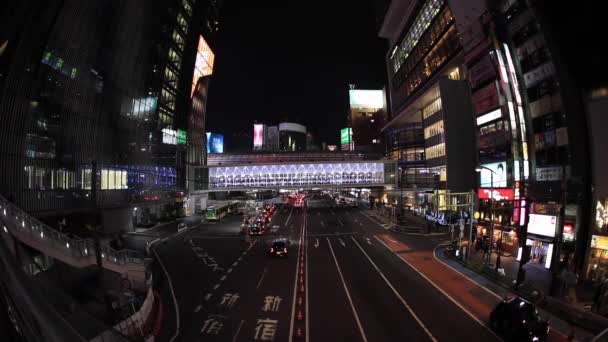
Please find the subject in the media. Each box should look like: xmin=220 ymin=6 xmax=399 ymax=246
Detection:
xmin=476 ymin=224 xmax=519 ymax=255
xmin=587 ymin=235 xmax=608 ymax=283
xmin=516 ymin=213 xmax=558 ymax=270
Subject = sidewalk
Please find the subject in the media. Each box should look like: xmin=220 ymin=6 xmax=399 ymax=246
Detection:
xmin=438 ymin=245 xmax=606 ymax=339
xmin=373 ymin=232 xmax=599 ymax=341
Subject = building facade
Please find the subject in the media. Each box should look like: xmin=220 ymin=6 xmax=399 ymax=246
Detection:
xmin=348 ymin=88 xmax=388 ymax=153
xmin=378 ymin=0 xmax=593 ymax=294
xmin=0 ymin=0 xmax=221 ymax=231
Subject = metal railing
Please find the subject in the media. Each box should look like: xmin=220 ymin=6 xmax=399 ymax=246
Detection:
xmin=0 ymin=194 xmax=144 ymax=273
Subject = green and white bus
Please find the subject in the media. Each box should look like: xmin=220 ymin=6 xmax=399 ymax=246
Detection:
xmin=206 ymin=201 xmax=239 ymax=221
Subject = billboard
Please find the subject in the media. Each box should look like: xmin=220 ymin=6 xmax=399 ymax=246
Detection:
xmin=177 ymin=129 xmax=187 ymax=145
xmin=162 ymin=128 xmax=177 ymax=145
xmin=327 ymin=145 xmax=337 ymax=151
xmin=206 ymin=132 xmax=224 ymax=154
xmin=349 ymin=90 xmax=384 ymax=109
xmin=479 ymin=162 xmax=507 ymax=187
xmin=340 ymin=128 xmax=352 ymax=145
xmin=191 ymin=35 xmax=215 ymax=96
xmin=477 ymin=188 xmax=514 ymax=201
xmin=528 ymin=214 xmax=557 ymax=237
xmin=253 ymin=124 xmax=264 ymax=147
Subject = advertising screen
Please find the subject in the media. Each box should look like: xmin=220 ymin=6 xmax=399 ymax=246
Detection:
xmin=206 ymin=133 xmax=224 ymax=154
xmin=191 ymin=35 xmax=215 ymax=96
xmin=349 ymin=90 xmax=384 ymax=109
xmin=477 ymin=188 xmax=514 ymax=201
xmin=327 ymin=145 xmax=337 ymax=151
xmin=528 ymin=214 xmax=557 ymax=237
xmin=253 ymin=124 xmax=264 ymax=147
xmin=340 ymin=128 xmax=352 ymax=145
xmin=162 ymin=128 xmax=177 ymax=145
xmin=479 ymin=162 xmax=507 ymax=187
xmin=177 ymin=129 xmax=187 ymax=145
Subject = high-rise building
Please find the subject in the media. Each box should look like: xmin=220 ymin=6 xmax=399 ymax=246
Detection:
xmin=380 ymin=0 xmax=476 ymax=195
xmin=348 ymin=88 xmax=388 ymax=153
xmin=0 ymin=0 xmax=221 ymax=231
xmin=379 ymin=0 xmax=593 ymax=294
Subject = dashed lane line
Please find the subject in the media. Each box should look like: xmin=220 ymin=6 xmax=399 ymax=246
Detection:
xmin=256 ymin=265 xmax=268 ymax=290
xmin=232 ymin=320 xmax=245 ymax=342
xmin=351 ymin=237 xmax=437 ymax=341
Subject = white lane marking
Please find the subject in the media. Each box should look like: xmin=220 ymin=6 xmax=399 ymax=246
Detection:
xmin=220 ymin=275 xmax=227 ymax=281
xmin=204 ymin=293 xmax=212 ymax=301
xmin=386 ymin=236 xmax=398 ymax=243
xmin=231 ymin=320 xmax=245 ymax=342
xmin=339 ymin=238 xmax=346 ymax=247
xmin=327 ymin=238 xmax=368 ymax=342
xmin=374 ymin=236 xmax=502 ymax=339
xmin=227 ymin=268 xmax=233 ymax=274
xmin=314 ymin=238 xmax=319 ymax=248
xmin=242 ymin=251 xmax=247 ymax=256
xmin=337 ymin=219 xmax=344 ymax=227
xmin=321 ymin=221 xmax=325 ymax=227
xmin=232 ymin=262 xmax=238 ymax=267
xmin=304 ymin=207 xmax=310 ymax=342
xmin=285 ymin=207 xmax=294 ymax=226
xmin=288 ymin=211 xmax=305 ymax=342
xmin=194 ymin=304 xmax=202 ymax=313
xmin=237 ymin=257 xmax=242 ymax=261
xmin=213 ymin=284 xmax=220 ymax=290
xmin=365 ymin=237 xmax=372 ymax=245
xmin=351 ymin=237 xmax=436 ymax=341
xmin=151 ymin=247 xmax=180 ymax=342
xmin=256 ymin=266 xmax=268 ymax=290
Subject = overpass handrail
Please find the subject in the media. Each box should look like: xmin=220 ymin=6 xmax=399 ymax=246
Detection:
xmin=0 ymin=195 xmax=144 ymax=268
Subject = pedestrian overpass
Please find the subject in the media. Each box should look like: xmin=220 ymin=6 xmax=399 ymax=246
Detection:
xmin=193 ymin=160 xmax=397 ymax=192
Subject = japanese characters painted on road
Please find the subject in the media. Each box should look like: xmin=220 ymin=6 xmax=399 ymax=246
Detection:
xmin=254 ymin=318 xmax=278 ymax=341
xmin=220 ymin=293 xmax=239 ymax=308
xmin=192 ymin=245 xmax=224 ymax=272
xmin=201 ymin=315 xmax=225 ymax=335
xmin=262 ymin=295 xmax=282 ymax=312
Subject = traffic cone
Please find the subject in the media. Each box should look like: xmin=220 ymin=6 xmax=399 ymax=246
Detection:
xmin=296 ymin=327 xmax=303 ymax=338
xmin=300 ymin=284 xmax=304 ymax=292
xmin=298 ymin=297 xmax=303 ymax=305
xmin=297 ymin=310 xmax=303 ymax=320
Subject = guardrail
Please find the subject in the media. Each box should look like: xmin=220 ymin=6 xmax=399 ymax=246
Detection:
xmin=0 ymin=195 xmax=145 ymax=283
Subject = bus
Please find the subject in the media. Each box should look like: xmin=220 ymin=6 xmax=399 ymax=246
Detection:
xmin=206 ymin=201 xmax=240 ymax=221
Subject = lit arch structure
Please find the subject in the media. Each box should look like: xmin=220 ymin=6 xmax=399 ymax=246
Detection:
xmin=205 ymin=161 xmax=396 ymax=190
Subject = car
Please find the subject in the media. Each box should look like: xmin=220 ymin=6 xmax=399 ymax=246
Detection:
xmin=249 ymin=225 xmax=263 ymax=236
xmin=268 ymin=240 xmax=288 ymax=257
xmin=177 ymin=222 xmax=187 ymax=230
xmin=490 ymin=297 xmax=549 ymax=341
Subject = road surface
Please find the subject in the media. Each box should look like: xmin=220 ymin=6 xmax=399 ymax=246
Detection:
xmin=149 ymin=201 xmax=510 ymax=342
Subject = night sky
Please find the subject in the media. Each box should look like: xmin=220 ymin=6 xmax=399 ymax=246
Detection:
xmin=205 ymin=0 xmax=387 ymax=152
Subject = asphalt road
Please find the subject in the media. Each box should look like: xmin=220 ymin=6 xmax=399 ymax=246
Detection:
xmin=150 ymin=202 xmax=500 ymax=342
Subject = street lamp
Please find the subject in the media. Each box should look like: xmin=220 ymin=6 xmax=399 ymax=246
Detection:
xmin=475 ymin=166 xmax=495 ymax=266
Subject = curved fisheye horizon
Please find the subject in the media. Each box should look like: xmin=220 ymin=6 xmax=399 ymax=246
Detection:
xmin=0 ymin=1 xmax=606 ymax=342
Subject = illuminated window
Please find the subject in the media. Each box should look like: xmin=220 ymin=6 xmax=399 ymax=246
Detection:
xmin=182 ymin=0 xmax=192 ymax=16
xmin=101 ymin=169 xmax=128 ymax=190
xmin=390 ymin=0 xmax=445 ymax=73
xmin=425 ymin=143 xmax=445 ymax=159
xmin=424 ymin=120 xmax=444 ymax=139
xmin=172 ymin=30 xmax=184 ymax=49
xmin=177 ymin=13 xmax=188 ymax=34
xmin=167 ymin=48 xmax=182 ymax=70
xmin=422 ymin=97 xmax=442 ymax=119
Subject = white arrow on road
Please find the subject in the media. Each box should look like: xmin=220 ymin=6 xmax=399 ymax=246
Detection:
xmin=314 ymin=238 xmax=319 ymax=248
xmin=365 ymin=237 xmax=372 ymax=245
